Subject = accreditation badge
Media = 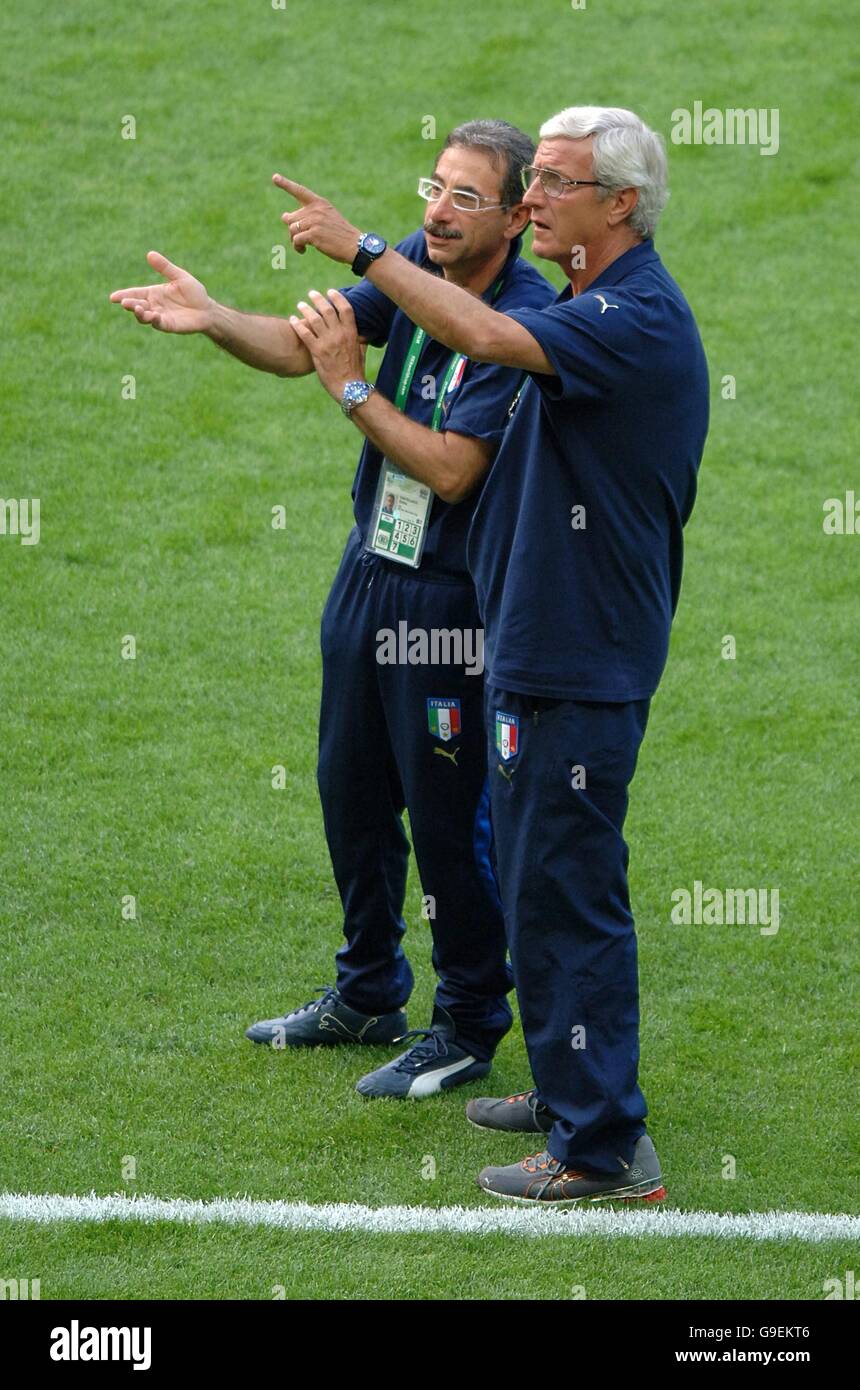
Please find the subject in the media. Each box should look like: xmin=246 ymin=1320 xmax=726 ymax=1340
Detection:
xmin=368 ymin=462 xmax=433 ymax=568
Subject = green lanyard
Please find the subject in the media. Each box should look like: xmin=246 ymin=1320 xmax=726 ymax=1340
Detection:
xmin=393 ymin=276 xmax=505 ymax=430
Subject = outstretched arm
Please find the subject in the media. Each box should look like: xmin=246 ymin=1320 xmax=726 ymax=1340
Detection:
xmin=273 ymin=174 xmax=554 ymax=374
xmin=206 ymin=301 xmax=313 ymax=377
xmin=109 ymin=250 xmax=314 ymax=378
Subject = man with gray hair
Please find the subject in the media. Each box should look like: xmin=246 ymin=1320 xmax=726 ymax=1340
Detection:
xmin=279 ymin=105 xmax=709 ymax=1202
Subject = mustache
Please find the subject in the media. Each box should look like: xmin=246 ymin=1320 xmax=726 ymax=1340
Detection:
xmin=424 ymin=222 xmax=463 ymax=240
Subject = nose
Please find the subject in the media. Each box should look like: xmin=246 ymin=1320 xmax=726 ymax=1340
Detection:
xmin=521 ymin=175 xmax=544 ymax=209
xmin=429 ymin=187 xmax=456 ymax=217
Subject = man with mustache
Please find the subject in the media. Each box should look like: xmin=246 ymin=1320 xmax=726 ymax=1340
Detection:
xmin=111 ymin=121 xmax=554 ymax=1100
xmin=278 ymin=105 xmax=709 ymax=1201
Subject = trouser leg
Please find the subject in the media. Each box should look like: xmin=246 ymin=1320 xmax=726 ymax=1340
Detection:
xmin=486 ymin=687 xmax=650 ymax=1169
xmin=375 ymin=572 xmax=512 ymax=1060
xmin=317 ymin=533 xmax=413 ymax=1013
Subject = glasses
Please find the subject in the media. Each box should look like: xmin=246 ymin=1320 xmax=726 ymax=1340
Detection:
xmin=417 ymin=176 xmax=506 ymax=213
xmin=521 ymin=165 xmax=603 ymax=198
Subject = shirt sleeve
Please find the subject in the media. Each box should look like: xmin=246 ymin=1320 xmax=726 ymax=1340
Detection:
xmin=339 ymin=278 xmax=396 ymax=348
xmin=437 ymin=360 xmax=525 ymax=448
xmin=438 ymin=264 xmax=555 ymax=446
xmin=506 ymin=290 xmax=641 ymax=403
xmin=339 ymin=229 xmax=430 ymax=349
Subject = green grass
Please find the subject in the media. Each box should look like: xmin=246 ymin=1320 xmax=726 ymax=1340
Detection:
xmin=4 ymin=1225 xmax=858 ymax=1301
xmin=1 ymin=0 xmax=858 ymax=1300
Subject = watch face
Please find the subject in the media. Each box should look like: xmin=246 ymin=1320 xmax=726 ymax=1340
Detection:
xmin=364 ymin=235 xmax=385 ymax=254
xmin=342 ymin=381 xmax=372 ymax=414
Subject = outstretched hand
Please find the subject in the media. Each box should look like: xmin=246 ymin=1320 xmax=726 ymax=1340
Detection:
xmin=109 ymin=251 xmax=213 ymax=333
xmin=273 ymin=174 xmax=361 ymax=265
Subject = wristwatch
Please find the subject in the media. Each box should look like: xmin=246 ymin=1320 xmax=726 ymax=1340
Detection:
xmin=352 ymin=232 xmax=388 ymax=277
xmin=341 ymin=380 xmax=376 ymax=417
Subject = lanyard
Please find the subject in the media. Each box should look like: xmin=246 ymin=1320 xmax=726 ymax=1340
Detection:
xmin=392 ymin=276 xmax=505 ymax=430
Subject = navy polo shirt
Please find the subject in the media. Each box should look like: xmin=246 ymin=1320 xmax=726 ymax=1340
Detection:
xmin=342 ymin=229 xmax=555 ymax=580
xmin=468 ymin=239 xmax=709 ymax=700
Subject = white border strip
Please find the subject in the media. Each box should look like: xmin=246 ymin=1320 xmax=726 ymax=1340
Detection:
xmin=1 ymin=1193 xmax=857 ymax=1242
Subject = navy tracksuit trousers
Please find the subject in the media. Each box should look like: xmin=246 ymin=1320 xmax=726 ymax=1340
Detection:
xmin=317 ymin=528 xmax=513 ymax=1061
xmin=486 ymin=686 xmax=651 ymax=1171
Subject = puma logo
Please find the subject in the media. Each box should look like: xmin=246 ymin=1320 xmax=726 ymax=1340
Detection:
xmin=594 ymin=294 xmax=619 ymax=314
xmin=434 ymin=746 xmax=459 ymax=766
xmin=319 ymin=1012 xmax=379 ymax=1042
xmin=496 ymin=762 xmax=513 ymax=783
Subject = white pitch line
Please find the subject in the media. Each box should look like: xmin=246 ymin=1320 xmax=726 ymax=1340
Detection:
xmin=0 ymin=1193 xmax=857 ymax=1243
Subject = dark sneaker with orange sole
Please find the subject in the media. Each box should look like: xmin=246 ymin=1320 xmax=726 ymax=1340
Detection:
xmin=477 ymin=1134 xmax=667 ymax=1205
xmin=466 ymin=1088 xmax=554 ymax=1134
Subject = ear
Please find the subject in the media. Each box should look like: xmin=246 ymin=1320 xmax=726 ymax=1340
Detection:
xmin=607 ymin=186 xmax=639 ymax=228
xmin=504 ymin=200 xmax=531 ymax=240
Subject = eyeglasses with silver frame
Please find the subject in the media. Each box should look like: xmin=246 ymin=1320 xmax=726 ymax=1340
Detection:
xmin=521 ymin=165 xmax=603 ymax=198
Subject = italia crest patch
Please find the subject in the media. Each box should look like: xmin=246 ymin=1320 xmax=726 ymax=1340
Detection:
xmin=447 ymin=356 xmax=467 ymax=394
xmin=427 ymin=698 xmax=461 ymax=743
xmin=495 ymin=711 xmax=519 ymax=761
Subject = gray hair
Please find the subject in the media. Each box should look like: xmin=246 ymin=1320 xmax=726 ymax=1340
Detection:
xmin=539 ymin=106 xmax=669 ymax=239
xmin=439 ymin=119 xmax=535 ymax=209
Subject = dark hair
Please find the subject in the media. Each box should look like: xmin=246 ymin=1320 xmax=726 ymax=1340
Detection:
xmin=437 ymin=119 xmax=535 ymax=209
